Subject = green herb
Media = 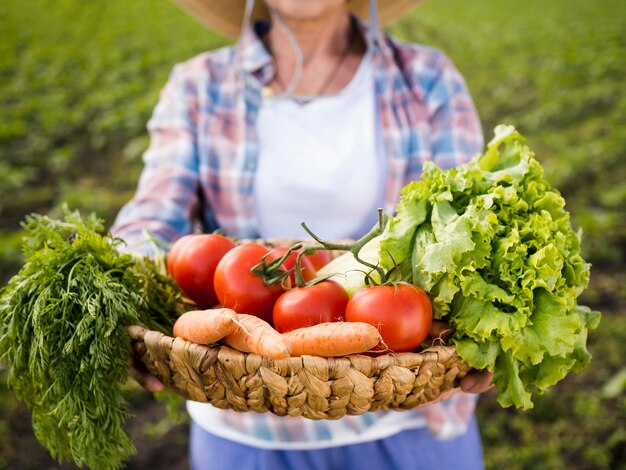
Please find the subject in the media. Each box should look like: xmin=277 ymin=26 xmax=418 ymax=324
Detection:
xmin=0 ymin=207 xmax=181 ymax=469
xmin=380 ymin=125 xmax=600 ymax=409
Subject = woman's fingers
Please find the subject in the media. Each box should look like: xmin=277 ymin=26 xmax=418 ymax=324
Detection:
xmin=127 ymin=356 xmax=165 ymax=392
xmin=460 ymin=369 xmax=494 ymax=394
xmin=424 ymin=321 xmax=493 ymax=395
xmin=426 ymin=320 xmax=455 ymax=341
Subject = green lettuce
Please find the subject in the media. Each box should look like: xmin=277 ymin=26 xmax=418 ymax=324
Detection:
xmin=379 ymin=125 xmax=600 ymax=409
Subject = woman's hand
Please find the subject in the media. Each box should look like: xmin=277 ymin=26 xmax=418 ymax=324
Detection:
xmin=426 ymin=320 xmax=494 ymax=395
xmin=127 ymin=356 xmax=165 ymax=393
xmin=460 ymin=369 xmax=494 ymax=394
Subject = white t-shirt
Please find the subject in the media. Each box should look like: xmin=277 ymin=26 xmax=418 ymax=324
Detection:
xmin=254 ymin=51 xmax=386 ymax=240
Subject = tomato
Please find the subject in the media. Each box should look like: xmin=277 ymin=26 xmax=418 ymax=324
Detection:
xmin=345 ymin=283 xmax=433 ymax=352
xmin=166 ymin=235 xmax=193 ymax=277
xmin=268 ymin=246 xmax=317 ymax=286
xmin=302 ymin=249 xmax=332 ymax=271
xmin=272 ymin=280 xmax=349 ymax=333
xmin=167 ymin=233 xmax=237 ymax=308
xmin=213 ymin=243 xmax=287 ymax=323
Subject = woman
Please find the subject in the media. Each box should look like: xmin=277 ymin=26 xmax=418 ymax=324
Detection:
xmin=115 ymin=0 xmax=493 ymax=468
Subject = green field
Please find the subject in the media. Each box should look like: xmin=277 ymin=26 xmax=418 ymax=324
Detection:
xmin=1 ymin=0 xmax=625 ymax=468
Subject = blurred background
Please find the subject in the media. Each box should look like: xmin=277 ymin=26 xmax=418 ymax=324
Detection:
xmin=1 ymin=0 xmax=625 ymax=468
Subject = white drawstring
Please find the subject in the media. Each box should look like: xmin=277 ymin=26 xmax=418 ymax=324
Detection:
xmin=240 ymin=0 xmax=255 ymax=43
xmin=233 ymin=0 xmax=256 ymax=97
xmin=266 ymin=5 xmax=304 ymax=97
xmin=369 ymin=0 xmax=381 ymax=50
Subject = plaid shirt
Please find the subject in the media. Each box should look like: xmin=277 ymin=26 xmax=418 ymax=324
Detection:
xmin=112 ymin=18 xmax=484 ymax=446
xmin=112 ymin=19 xmax=483 ymax=246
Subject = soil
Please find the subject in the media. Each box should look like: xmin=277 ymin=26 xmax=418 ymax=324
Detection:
xmin=2 ymin=390 xmax=190 ymax=470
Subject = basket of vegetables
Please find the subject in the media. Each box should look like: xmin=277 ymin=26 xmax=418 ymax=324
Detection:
xmin=127 ymin=224 xmax=471 ymax=419
xmin=0 ymin=126 xmax=600 ymax=470
xmin=126 ymin=126 xmax=601 ymax=415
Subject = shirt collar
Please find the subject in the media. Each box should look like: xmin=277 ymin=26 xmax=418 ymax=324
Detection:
xmin=236 ymin=16 xmax=389 ymax=87
xmin=238 ymin=21 xmax=274 ymax=79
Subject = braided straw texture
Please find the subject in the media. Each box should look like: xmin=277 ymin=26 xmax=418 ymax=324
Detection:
xmin=128 ymin=325 xmax=471 ymax=419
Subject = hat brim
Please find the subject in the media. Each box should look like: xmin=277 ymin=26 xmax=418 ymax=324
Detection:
xmin=175 ymin=0 xmax=422 ymax=39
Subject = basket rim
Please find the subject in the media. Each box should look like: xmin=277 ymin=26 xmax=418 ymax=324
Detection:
xmin=126 ymin=324 xmax=464 ymax=364
xmin=127 ymin=324 xmax=472 ymax=417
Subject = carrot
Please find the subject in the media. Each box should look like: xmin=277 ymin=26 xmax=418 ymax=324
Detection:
xmin=173 ymin=308 xmax=239 ymax=344
xmin=223 ymin=313 xmax=291 ymax=359
xmin=282 ymin=322 xmax=382 ymax=357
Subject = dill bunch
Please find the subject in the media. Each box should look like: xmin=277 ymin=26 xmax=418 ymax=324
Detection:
xmin=0 ymin=207 xmax=181 ymax=469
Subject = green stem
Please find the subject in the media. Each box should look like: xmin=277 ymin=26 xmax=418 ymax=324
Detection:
xmin=300 ymin=209 xmax=388 ymax=284
xmin=252 ymin=210 xmax=390 ymax=288
xmin=251 ymin=243 xmax=302 ymax=286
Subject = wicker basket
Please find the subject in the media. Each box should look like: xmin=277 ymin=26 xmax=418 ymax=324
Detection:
xmin=128 ymin=325 xmax=470 ymax=419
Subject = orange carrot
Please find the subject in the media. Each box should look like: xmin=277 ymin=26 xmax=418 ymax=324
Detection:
xmin=223 ymin=313 xmax=291 ymax=359
xmin=283 ymin=322 xmax=382 ymax=357
xmin=173 ymin=308 xmax=239 ymax=344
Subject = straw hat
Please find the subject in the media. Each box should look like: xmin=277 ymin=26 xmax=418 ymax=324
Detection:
xmin=175 ymin=0 xmax=423 ymax=38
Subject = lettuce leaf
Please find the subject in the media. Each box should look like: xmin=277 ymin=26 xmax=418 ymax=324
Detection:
xmin=379 ymin=125 xmax=599 ymax=409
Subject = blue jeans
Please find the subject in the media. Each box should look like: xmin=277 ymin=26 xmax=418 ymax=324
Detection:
xmin=189 ymin=417 xmax=484 ymax=470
